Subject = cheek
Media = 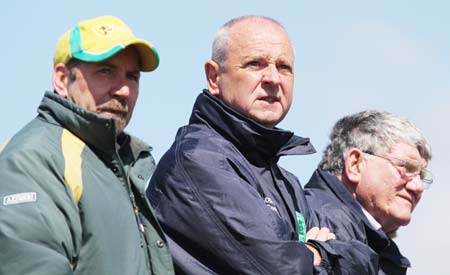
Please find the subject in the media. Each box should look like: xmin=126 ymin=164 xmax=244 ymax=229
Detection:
xmin=280 ymin=78 xmax=294 ymax=100
xmin=128 ymin=91 xmax=139 ymax=110
xmin=219 ymin=78 xmax=251 ymax=109
xmin=281 ymin=76 xmax=294 ymax=90
xmin=240 ymin=72 xmax=264 ymax=94
xmin=283 ymin=90 xmax=293 ymax=109
xmin=67 ymin=83 xmax=97 ymax=110
xmin=359 ymin=174 xmax=389 ymax=205
xmin=88 ymin=87 xmax=110 ymax=106
xmin=380 ymin=177 xmax=400 ymax=201
xmin=389 ymin=173 xmax=407 ymax=191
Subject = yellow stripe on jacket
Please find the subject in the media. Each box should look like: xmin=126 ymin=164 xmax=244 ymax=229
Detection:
xmin=61 ymin=129 xmax=84 ymax=203
xmin=0 ymin=139 xmax=10 ymax=153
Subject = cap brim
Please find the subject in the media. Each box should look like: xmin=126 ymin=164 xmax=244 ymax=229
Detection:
xmin=125 ymin=39 xmax=159 ymax=72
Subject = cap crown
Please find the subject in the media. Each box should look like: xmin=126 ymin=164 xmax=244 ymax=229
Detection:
xmin=53 ymin=15 xmax=159 ymax=71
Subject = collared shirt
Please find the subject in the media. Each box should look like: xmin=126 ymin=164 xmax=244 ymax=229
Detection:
xmin=359 ymin=203 xmax=382 ymax=231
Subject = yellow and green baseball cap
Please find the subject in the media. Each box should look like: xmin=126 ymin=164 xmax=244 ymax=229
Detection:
xmin=53 ymin=15 xmax=159 ymax=72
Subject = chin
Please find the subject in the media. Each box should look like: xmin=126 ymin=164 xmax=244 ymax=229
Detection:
xmin=394 ymin=215 xmax=412 ymax=228
xmin=257 ymin=116 xmax=283 ymax=128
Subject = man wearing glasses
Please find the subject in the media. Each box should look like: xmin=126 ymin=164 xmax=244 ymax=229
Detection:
xmin=304 ymin=110 xmax=432 ymax=275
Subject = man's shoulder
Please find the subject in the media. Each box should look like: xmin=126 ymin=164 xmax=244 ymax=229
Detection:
xmin=177 ymin=123 xmax=229 ymax=145
xmin=305 ymin=186 xmax=368 ymax=242
xmin=151 ymin=123 xmax=252 ymax=187
xmin=306 ymin=189 xmax=349 ymax=216
xmin=169 ymin=124 xmax=238 ymax=163
xmin=304 ymin=170 xmax=348 ymax=207
xmin=1 ymin=118 xmax=63 ymax=159
xmin=305 ymin=183 xmax=340 ymax=205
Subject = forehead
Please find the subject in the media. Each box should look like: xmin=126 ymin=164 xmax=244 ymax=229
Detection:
xmin=227 ymin=20 xmax=294 ymax=61
xmin=389 ymin=142 xmax=427 ymax=166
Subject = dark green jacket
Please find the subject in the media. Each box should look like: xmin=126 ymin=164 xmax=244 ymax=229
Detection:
xmin=0 ymin=92 xmax=174 ymax=275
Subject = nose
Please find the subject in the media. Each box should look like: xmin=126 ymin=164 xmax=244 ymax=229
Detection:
xmin=261 ymin=64 xmax=281 ymax=85
xmin=111 ymin=78 xmax=131 ymax=99
xmin=405 ymin=174 xmax=424 ymax=193
xmin=115 ymin=85 xmax=130 ymax=98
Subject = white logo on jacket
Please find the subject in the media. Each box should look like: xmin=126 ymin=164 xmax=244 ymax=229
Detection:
xmin=3 ymin=192 xmax=37 ymax=206
xmin=264 ymin=196 xmax=281 ymax=217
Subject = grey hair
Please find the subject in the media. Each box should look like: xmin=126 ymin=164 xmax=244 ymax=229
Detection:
xmin=320 ymin=110 xmax=432 ymax=175
xmin=211 ymin=15 xmax=289 ymax=68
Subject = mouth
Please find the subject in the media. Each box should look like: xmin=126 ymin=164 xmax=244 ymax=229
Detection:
xmin=97 ymin=108 xmax=127 ymax=119
xmin=398 ymin=194 xmax=415 ymax=207
xmin=259 ymin=96 xmax=279 ymax=103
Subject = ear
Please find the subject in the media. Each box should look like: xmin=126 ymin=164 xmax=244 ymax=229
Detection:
xmin=204 ymin=60 xmax=220 ymax=96
xmin=53 ymin=63 xmax=71 ymax=98
xmin=343 ymin=148 xmax=364 ymax=185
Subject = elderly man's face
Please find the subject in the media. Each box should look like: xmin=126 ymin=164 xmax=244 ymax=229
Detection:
xmin=209 ymin=20 xmax=294 ymax=128
xmin=55 ymin=47 xmax=141 ymax=133
xmin=356 ymin=143 xmax=427 ymax=233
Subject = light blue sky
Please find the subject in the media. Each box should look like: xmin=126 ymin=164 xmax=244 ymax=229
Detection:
xmin=1 ymin=1 xmax=449 ymax=273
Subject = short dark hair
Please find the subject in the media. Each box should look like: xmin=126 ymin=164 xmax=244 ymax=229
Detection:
xmin=66 ymin=58 xmax=81 ymax=82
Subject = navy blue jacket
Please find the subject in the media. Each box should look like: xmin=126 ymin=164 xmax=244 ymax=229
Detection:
xmin=148 ymin=91 xmax=378 ymax=274
xmin=305 ymin=168 xmax=411 ymax=275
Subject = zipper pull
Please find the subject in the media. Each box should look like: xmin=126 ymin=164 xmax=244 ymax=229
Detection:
xmin=134 ymin=207 xmax=145 ymax=233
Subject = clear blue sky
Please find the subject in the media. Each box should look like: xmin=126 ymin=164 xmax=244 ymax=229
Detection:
xmin=1 ymin=1 xmax=449 ymax=273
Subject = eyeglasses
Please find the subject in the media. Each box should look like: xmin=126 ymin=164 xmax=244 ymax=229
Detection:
xmin=363 ymin=151 xmax=433 ymax=189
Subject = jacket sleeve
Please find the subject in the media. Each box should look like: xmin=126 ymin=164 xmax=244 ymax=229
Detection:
xmin=0 ymin=148 xmax=80 ymax=275
xmin=148 ymin=142 xmax=315 ymax=274
xmin=305 ymin=191 xmax=380 ymax=274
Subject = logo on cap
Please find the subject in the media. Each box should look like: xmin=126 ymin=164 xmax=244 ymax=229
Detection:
xmin=93 ymin=24 xmax=114 ymax=37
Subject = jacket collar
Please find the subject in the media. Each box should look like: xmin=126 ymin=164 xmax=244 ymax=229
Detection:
xmin=37 ymin=91 xmax=151 ymax=157
xmin=189 ymin=90 xmax=315 ymax=164
xmin=307 ymin=168 xmax=366 ymax=218
xmin=306 ymin=168 xmax=411 ymax=267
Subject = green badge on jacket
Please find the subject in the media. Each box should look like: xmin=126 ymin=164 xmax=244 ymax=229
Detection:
xmin=296 ymin=211 xmax=306 ymax=242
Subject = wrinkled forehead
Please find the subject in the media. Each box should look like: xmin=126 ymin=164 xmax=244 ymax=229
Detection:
xmin=386 ymin=142 xmax=428 ymax=165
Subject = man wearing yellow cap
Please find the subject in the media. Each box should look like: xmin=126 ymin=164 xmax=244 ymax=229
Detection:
xmin=0 ymin=16 xmax=174 ymax=275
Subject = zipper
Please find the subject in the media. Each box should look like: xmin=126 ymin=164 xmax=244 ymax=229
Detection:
xmin=114 ymin=150 xmax=152 ymax=272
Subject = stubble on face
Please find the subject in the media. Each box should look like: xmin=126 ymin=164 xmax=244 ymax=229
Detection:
xmin=65 ymin=47 xmax=140 ymax=134
xmin=96 ymin=97 xmax=129 ymax=133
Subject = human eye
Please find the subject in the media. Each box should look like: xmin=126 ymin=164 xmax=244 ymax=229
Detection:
xmin=97 ymin=67 xmax=113 ymax=76
xmin=244 ymin=60 xmax=263 ymax=69
xmin=404 ymin=160 xmax=420 ymax=175
xmin=277 ymin=63 xmax=292 ymax=73
xmin=127 ymin=72 xmax=140 ymax=82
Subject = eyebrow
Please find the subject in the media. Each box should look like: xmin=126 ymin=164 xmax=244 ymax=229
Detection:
xmin=94 ymin=61 xmax=140 ymax=75
xmin=93 ymin=60 xmax=116 ymax=69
